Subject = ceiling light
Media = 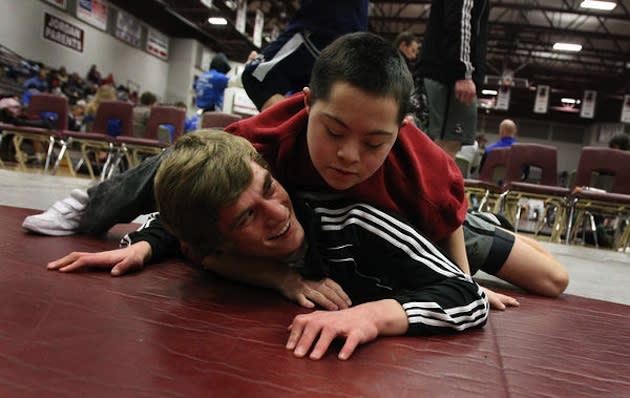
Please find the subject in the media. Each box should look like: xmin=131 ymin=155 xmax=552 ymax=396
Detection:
xmin=482 ymin=89 xmax=498 ymax=96
xmin=579 ymin=1 xmax=617 ymax=11
xmin=208 ymin=17 xmax=228 ymax=25
xmin=553 ymin=42 xmax=582 ymax=52
xmin=561 ymin=98 xmax=577 ymax=104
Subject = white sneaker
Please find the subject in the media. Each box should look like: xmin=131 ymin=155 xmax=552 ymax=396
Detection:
xmin=22 ymin=188 xmax=88 ymax=236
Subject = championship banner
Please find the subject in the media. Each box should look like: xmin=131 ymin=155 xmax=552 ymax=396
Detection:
xmin=45 ymin=0 xmax=67 ymax=10
xmin=147 ymin=29 xmax=169 ymax=60
xmin=534 ymin=85 xmax=549 ymax=114
xmin=43 ymin=12 xmax=84 ymax=53
xmin=621 ymin=95 xmax=630 ymax=123
xmin=77 ymin=0 xmax=108 ymax=31
xmin=495 ymin=86 xmax=511 ymax=111
xmin=115 ymin=9 xmax=142 ymax=48
xmin=580 ymin=90 xmax=596 ymax=119
xmin=235 ymin=0 xmax=247 ymax=34
xmin=253 ymin=9 xmax=264 ymax=47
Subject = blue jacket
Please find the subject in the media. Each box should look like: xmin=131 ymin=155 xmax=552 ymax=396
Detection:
xmin=194 ymin=69 xmax=229 ymax=111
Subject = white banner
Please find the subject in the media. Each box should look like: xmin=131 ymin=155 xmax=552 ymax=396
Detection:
xmin=115 ymin=10 xmax=142 ymax=48
xmin=621 ymin=95 xmax=630 ymax=123
xmin=253 ymin=9 xmax=264 ymax=47
xmin=235 ymin=0 xmax=247 ymax=34
xmin=76 ymin=0 xmax=108 ymax=31
xmin=534 ymin=85 xmax=549 ymax=114
xmin=46 ymin=0 xmax=67 ymax=9
xmin=147 ymin=29 xmax=169 ymax=60
xmin=495 ymin=86 xmax=511 ymax=110
xmin=580 ymin=90 xmax=596 ymax=119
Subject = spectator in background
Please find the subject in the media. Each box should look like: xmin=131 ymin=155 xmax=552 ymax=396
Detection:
xmin=416 ymin=0 xmax=490 ymax=159
xmin=86 ymin=64 xmax=102 ymax=86
xmin=241 ymin=0 xmax=368 ymax=111
xmin=22 ymin=69 xmax=48 ymax=106
xmin=57 ymin=66 xmax=68 ymax=84
xmin=456 ymin=133 xmax=487 ymax=178
xmin=608 ymin=133 xmax=629 ymax=151
xmin=174 ymin=101 xmax=199 ymax=133
xmin=62 ymin=73 xmax=86 ymax=105
xmin=84 ymin=84 xmax=116 ymax=130
xmin=68 ymin=101 xmax=86 ymax=132
xmin=393 ymin=31 xmax=419 ymax=72
xmin=485 ymin=119 xmax=517 ymax=154
xmin=132 ymin=91 xmax=157 ymax=137
xmin=193 ymin=53 xmax=231 ymax=112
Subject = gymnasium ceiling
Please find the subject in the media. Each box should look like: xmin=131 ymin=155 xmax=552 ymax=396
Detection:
xmin=109 ymin=0 xmax=630 ymax=123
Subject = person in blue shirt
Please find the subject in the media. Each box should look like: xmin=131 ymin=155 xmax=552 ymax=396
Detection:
xmin=193 ymin=53 xmax=231 ymax=112
xmin=22 ymin=69 xmax=49 ymax=106
xmin=241 ymin=0 xmax=368 ymax=111
xmin=485 ymin=119 xmax=517 ymax=154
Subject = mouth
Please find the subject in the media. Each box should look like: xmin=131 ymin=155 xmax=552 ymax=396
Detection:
xmin=269 ymin=218 xmax=291 ymax=240
xmin=332 ymin=167 xmax=357 ymax=176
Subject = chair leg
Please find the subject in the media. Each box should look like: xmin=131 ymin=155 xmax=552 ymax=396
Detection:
xmin=615 ymin=217 xmax=630 ymax=252
xmin=12 ymin=134 xmax=28 ymax=170
xmin=43 ymin=135 xmax=56 ymax=173
xmin=586 ymin=211 xmax=598 ymax=248
xmin=80 ymin=144 xmax=96 ymax=179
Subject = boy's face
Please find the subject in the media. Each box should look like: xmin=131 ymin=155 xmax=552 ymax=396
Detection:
xmin=304 ymin=83 xmax=399 ymax=191
xmin=216 ymin=161 xmax=305 ymax=259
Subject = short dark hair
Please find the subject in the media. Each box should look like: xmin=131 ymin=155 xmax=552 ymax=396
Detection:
xmin=608 ymin=133 xmax=629 ymax=151
xmin=393 ymin=31 xmax=418 ymax=49
xmin=309 ymin=32 xmax=414 ymax=124
xmin=140 ymin=91 xmax=157 ymax=106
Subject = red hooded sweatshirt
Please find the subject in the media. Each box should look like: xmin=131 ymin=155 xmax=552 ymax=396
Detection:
xmin=226 ymin=93 xmax=466 ymax=242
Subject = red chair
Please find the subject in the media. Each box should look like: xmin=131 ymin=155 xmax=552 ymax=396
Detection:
xmin=0 ymin=93 xmax=71 ymax=174
xmin=497 ymin=143 xmax=569 ymax=239
xmin=564 ymin=146 xmax=630 ymax=250
xmin=200 ymin=111 xmax=242 ymax=129
xmin=116 ymin=105 xmax=186 ymax=167
xmin=62 ymin=101 xmax=133 ymax=180
xmin=463 ymin=147 xmax=510 ymax=212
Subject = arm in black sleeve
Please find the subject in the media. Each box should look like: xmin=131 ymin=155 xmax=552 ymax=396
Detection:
xmin=120 ymin=213 xmax=181 ymax=263
xmin=443 ymin=0 xmax=474 ymax=81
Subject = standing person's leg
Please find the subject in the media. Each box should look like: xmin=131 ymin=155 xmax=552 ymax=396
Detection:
xmin=22 ymin=151 xmax=168 ymax=236
xmin=242 ymin=29 xmax=330 ymax=111
xmin=423 ymin=78 xmax=477 ymax=159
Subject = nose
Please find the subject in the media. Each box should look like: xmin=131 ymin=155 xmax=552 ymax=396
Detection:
xmin=261 ymin=198 xmax=287 ymax=228
xmin=336 ymin=139 xmax=360 ymax=164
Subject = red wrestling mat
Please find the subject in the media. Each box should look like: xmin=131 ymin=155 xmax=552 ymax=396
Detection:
xmin=2 ymin=205 xmax=630 ymax=397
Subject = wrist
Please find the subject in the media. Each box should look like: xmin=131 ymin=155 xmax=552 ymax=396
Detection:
xmin=360 ymin=299 xmax=408 ymax=336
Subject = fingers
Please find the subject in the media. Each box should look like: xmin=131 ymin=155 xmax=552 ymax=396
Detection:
xmin=338 ymin=333 xmax=361 ymax=361
xmin=304 ymin=290 xmax=339 ymax=311
xmin=308 ymin=329 xmax=336 ymax=360
xmin=47 ymin=251 xmax=83 ymax=270
xmin=294 ymin=294 xmax=316 ymax=309
xmin=323 ymin=279 xmax=352 ymax=309
xmin=111 ymin=259 xmax=143 ymax=277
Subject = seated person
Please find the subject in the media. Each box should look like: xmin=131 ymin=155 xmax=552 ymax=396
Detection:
xmin=49 ymin=130 xmax=489 ymax=360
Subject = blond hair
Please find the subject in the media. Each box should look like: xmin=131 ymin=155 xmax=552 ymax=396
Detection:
xmin=154 ymin=129 xmax=266 ymax=257
xmin=86 ymin=84 xmax=116 ymax=116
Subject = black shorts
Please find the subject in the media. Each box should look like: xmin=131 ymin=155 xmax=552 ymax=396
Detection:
xmin=464 ymin=211 xmax=515 ymax=275
xmin=242 ymin=28 xmax=333 ymax=110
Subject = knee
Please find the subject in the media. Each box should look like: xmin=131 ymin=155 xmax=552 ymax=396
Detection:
xmin=542 ymin=267 xmax=570 ymax=297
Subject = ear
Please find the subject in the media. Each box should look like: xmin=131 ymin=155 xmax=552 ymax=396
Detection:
xmin=303 ymin=87 xmax=312 ymax=113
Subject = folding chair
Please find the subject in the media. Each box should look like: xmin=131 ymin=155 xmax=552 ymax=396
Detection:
xmin=62 ymin=101 xmax=133 ymax=180
xmin=497 ymin=143 xmax=569 ymax=240
xmin=463 ymin=147 xmax=510 ymax=212
xmin=0 ymin=93 xmax=72 ymax=174
xmin=115 ymin=105 xmax=186 ymax=168
xmin=564 ymin=146 xmax=630 ymax=251
xmin=200 ymin=111 xmax=242 ymax=129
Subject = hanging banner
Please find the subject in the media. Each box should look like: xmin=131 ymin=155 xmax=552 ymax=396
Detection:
xmin=253 ymin=9 xmax=264 ymax=47
xmin=147 ymin=29 xmax=169 ymax=60
xmin=533 ymin=85 xmax=549 ymax=114
xmin=77 ymin=0 xmax=108 ymax=31
xmin=235 ymin=0 xmax=247 ymax=34
xmin=115 ymin=9 xmax=142 ymax=48
xmin=45 ymin=0 xmax=67 ymax=10
xmin=495 ymin=86 xmax=511 ymax=110
xmin=580 ymin=90 xmax=597 ymax=119
xmin=621 ymin=95 xmax=630 ymax=123
xmin=43 ymin=12 xmax=84 ymax=53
